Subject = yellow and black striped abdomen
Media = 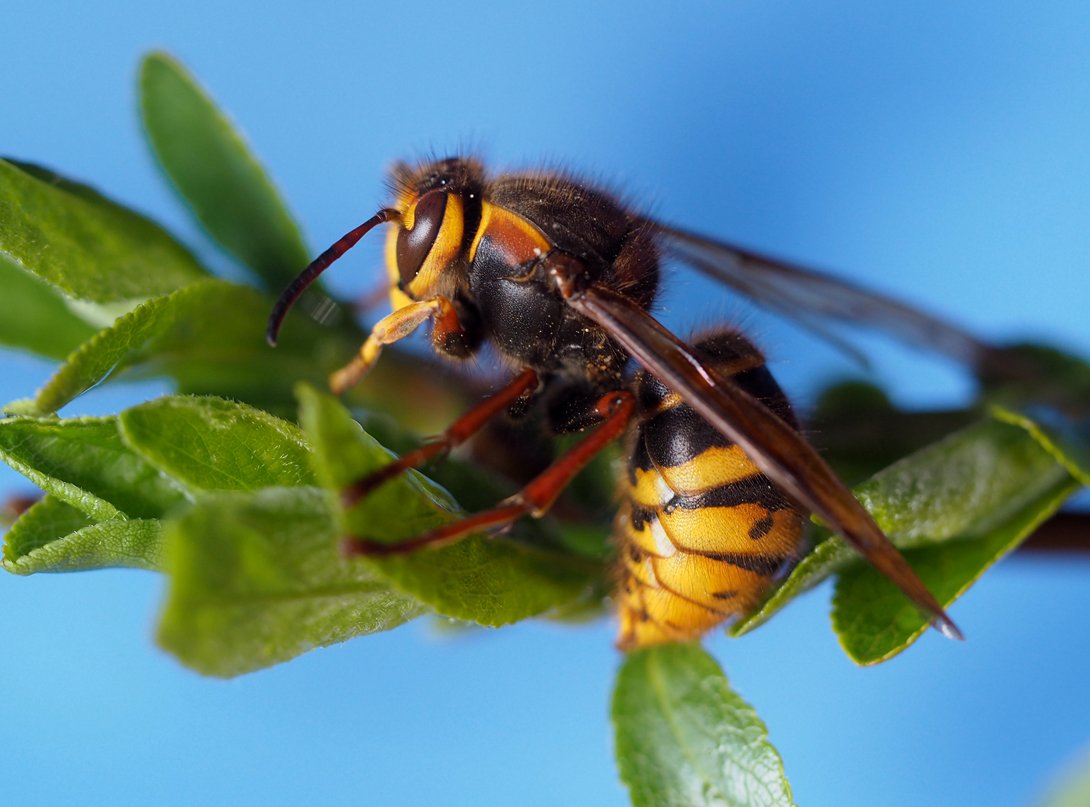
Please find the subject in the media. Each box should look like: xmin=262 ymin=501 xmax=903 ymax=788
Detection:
xmin=615 ymin=332 xmax=806 ymax=650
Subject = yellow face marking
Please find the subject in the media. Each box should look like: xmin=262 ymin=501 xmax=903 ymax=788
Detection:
xmin=385 ymin=188 xmax=419 ymax=310
xmin=384 ymin=193 xmax=466 ymax=310
xmin=406 ymin=194 xmax=465 ymax=299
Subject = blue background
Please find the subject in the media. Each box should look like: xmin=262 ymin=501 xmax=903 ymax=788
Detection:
xmin=4 ymin=3 xmax=1090 ymax=805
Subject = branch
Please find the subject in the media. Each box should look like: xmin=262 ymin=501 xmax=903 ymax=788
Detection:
xmin=1019 ymin=511 xmax=1090 ymax=554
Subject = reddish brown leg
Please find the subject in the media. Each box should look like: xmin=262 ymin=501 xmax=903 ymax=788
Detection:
xmin=344 ymin=389 xmax=637 ymax=557
xmin=341 ymin=368 xmax=540 ymax=508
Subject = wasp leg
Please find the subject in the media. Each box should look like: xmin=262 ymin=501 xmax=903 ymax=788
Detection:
xmin=330 ymin=296 xmax=458 ymax=394
xmin=341 ymin=368 xmax=540 ymax=507
xmin=344 ymin=389 xmax=636 ymax=557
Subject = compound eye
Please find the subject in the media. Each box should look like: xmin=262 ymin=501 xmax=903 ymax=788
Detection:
xmin=396 ymin=191 xmax=447 ymax=287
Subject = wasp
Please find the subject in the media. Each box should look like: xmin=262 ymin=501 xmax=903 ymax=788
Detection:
xmin=268 ymin=157 xmax=1007 ymax=648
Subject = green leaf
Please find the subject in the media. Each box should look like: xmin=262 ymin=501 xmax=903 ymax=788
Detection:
xmin=0 ymin=158 xmax=207 ymax=303
xmin=0 ymin=254 xmax=98 ymax=359
xmin=26 ymin=280 xmax=238 ymax=414
xmin=119 ymin=395 xmax=315 ymax=491
xmin=832 ymin=474 xmax=1076 ymax=664
xmin=157 ymin=487 xmax=423 ymax=677
xmin=3 ymin=495 xmax=162 ymax=573
xmin=732 ymin=417 xmax=1077 ymax=637
xmin=1037 ymin=745 xmax=1090 ymax=807
xmin=832 ymin=408 xmax=1087 ymax=664
xmin=297 ymin=384 xmax=595 ymax=627
xmin=4 ymin=495 xmax=93 ymax=563
xmin=139 ymin=52 xmax=311 ymax=290
xmin=613 ymin=644 xmax=795 ymax=807
xmin=24 ymin=279 xmax=347 ymax=416
xmin=0 ymin=415 xmax=188 ymax=521
xmin=992 ymin=405 xmax=1090 ymax=486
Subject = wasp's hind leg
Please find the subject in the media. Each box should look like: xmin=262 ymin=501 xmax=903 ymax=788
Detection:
xmin=341 ymin=368 xmax=541 ymax=507
xmin=344 ymin=389 xmax=636 ymax=557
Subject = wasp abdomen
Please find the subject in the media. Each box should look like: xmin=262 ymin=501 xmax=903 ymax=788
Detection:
xmin=615 ymin=332 xmax=806 ymax=650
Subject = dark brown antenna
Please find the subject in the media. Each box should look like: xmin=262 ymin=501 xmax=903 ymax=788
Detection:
xmin=266 ymin=208 xmax=398 ymax=346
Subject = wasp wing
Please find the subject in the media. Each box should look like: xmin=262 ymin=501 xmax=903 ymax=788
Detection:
xmin=566 ymin=281 xmax=961 ymax=638
xmin=649 ymin=220 xmax=1015 ymax=376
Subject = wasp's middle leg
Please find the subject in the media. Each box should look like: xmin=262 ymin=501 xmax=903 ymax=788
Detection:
xmin=344 ymin=389 xmax=636 ymax=557
xmin=341 ymin=368 xmax=541 ymax=507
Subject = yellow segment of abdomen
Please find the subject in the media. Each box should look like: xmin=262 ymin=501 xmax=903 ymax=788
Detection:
xmin=615 ymin=423 xmax=805 ymax=651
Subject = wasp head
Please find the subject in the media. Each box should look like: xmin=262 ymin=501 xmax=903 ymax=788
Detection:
xmin=384 ymin=157 xmax=485 ymax=311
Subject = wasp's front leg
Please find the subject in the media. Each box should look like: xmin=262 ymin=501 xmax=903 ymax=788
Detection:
xmin=330 ymin=296 xmax=469 ymax=395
